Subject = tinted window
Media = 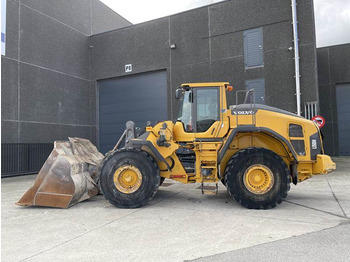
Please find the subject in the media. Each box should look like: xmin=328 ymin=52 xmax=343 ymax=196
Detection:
xmin=196 ymin=89 xmax=219 ymax=132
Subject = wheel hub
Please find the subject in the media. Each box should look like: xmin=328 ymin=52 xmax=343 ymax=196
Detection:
xmin=243 ymin=164 xmax=274 ymax=194
xmin=113 ymin=165 xmax=142 ymax=194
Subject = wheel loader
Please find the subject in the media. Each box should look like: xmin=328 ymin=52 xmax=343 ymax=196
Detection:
xmin=17 ymin=82 xmax=336 ymax=210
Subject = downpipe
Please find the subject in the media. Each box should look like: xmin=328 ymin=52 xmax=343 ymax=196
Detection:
xmin=291 ymin=0 xmax=301 ymax=116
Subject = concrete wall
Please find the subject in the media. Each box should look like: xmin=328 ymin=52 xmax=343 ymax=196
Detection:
xmin=317 ymin=44 xmax=350 ymax=156
xmin=1 ymin=0 xmax=131 ymax=144
xmin=2 ymin=0 xmax=318 ymax=147
xmin=90 ymin=0 xmax=318 ymax=124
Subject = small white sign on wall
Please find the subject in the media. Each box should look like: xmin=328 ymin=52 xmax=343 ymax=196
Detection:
xmin=125 ymin=64 xmax=132 ymax=73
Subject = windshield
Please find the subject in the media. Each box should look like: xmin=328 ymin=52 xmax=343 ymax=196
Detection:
xmin=177 ymin=90 xmax=193 ymax=132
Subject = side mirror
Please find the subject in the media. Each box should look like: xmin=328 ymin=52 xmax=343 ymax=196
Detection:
xmin=189 ymin=89 xmax=193 ymax=103
xmin=175 ymin=88 xmax=182 ymax=99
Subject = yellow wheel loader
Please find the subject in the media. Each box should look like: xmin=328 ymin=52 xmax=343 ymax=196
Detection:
xmin=17 ymin=82 xmax=336 ymax=209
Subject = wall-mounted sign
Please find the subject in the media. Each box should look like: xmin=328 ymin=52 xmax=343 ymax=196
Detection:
xmin=125 ymin=64 xmax=132 ymax=73
xmin=311 ymin=115 xmax=325 ymax=128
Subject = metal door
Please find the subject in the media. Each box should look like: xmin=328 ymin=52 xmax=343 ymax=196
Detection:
xmin=244 ymin=28 xmax=263 ymax=68
xmin=336 ymin=83 xmax=350 ymax=155
xmin=246 ymin=78 xmax=265 ymax=104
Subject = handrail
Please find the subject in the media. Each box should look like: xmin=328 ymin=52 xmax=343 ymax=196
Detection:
xmin=234 ymin=89 xmax=256 ymax=126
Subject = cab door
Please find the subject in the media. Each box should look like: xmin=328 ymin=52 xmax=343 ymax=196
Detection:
xmin=174 ymin=86 xmax=229 ymax=141
xmin=194 ymin=87 xmax=229 ymax=139
xmin=174 ymin=89 xmax=196 ymax=142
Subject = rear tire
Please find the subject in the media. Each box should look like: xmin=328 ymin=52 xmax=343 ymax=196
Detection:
xmin=224 ymin=147 xmax=290 ymax=209
xmin=99 ymin=148 xmax=160 ymax=208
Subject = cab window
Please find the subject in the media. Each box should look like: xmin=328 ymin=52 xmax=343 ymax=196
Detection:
xmin=196 ymin=88 xmax=219 ymax=132
xmin=177 ymin=90 xmax=193 ymax=132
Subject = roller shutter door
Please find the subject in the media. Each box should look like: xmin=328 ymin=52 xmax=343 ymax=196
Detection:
xmin=336 ymin=83 xmax=350 ymax=155
xmin=98 ymin=70 xmax=167 ymax=154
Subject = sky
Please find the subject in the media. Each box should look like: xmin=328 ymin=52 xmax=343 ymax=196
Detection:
xmin=100 ymin=0 xmax=350 ymax=48
xmin=313 ymin=0 xmax=350 ymax=47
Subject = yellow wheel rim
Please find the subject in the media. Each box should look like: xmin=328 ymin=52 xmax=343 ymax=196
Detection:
xmin=243 ymin=164 xmax=274 ymax=194
xmin=113 ymin=165 xmax=142 ymax=194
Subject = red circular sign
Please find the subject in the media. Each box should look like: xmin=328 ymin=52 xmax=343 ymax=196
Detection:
xmin=311 ymin=115 xmax=325 ymax=128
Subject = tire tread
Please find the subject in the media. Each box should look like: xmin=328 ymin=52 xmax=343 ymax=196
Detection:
xmin=224 ymin=147 xmax=291 ymax=210
xmin=99 ymin=147 xmax=160 ymax=208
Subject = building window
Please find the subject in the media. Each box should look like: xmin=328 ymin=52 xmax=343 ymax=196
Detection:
xmin=245 ymin=78 xmax=265 ymax=104
xmin=243 ymin=27 xmax=263 ymax=68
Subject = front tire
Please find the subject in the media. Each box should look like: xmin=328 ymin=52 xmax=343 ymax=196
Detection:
xmin=224 ymin=147 xmax=291 ymax=209
xmin=99 ymin=148 xmax=160 ymax=208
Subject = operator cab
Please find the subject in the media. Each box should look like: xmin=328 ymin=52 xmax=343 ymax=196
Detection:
xmin=174 ymin=82 xmax=231 ymax=141
xmin=177 ymin=85 xmax=219 ymax=133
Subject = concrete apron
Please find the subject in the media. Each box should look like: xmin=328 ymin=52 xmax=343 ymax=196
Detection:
xmin=2 ymin=157 xmax=349 ymax=262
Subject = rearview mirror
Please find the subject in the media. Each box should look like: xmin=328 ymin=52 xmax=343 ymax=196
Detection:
xmin=175 ymin=88 xmax=182 ymax=99
xmin=189 ymin=90 xmax=193 ymax=103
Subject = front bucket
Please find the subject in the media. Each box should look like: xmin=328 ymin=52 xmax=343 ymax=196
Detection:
xmin=16 ymin=138 xmax=104 ymax=208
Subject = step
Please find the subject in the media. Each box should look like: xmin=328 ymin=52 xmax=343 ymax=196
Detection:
xmin=201 ymin=183 xmax=218 ymax=195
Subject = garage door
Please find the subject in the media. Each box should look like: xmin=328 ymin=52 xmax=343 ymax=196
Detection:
xmin=98 ymin=70 xmax=167 ymax=154
xmin=336 ymin=83 xmax=350 ymax=156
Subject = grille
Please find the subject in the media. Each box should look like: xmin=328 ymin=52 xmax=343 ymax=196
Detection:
xmin=289 ymin=124 xmax=303 ymax=137
xmin=290 ymin=140 xmax=306 ymax=156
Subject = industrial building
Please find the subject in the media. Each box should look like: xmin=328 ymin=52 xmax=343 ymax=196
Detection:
xmin=317 ymin=44 xmax=350 ymax=156
xmin=1 ymin=0 xmax=349 ymax=176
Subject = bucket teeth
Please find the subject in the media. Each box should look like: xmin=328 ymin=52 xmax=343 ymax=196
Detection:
xmin=16 ymin=137 xmax=104 ymax=208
